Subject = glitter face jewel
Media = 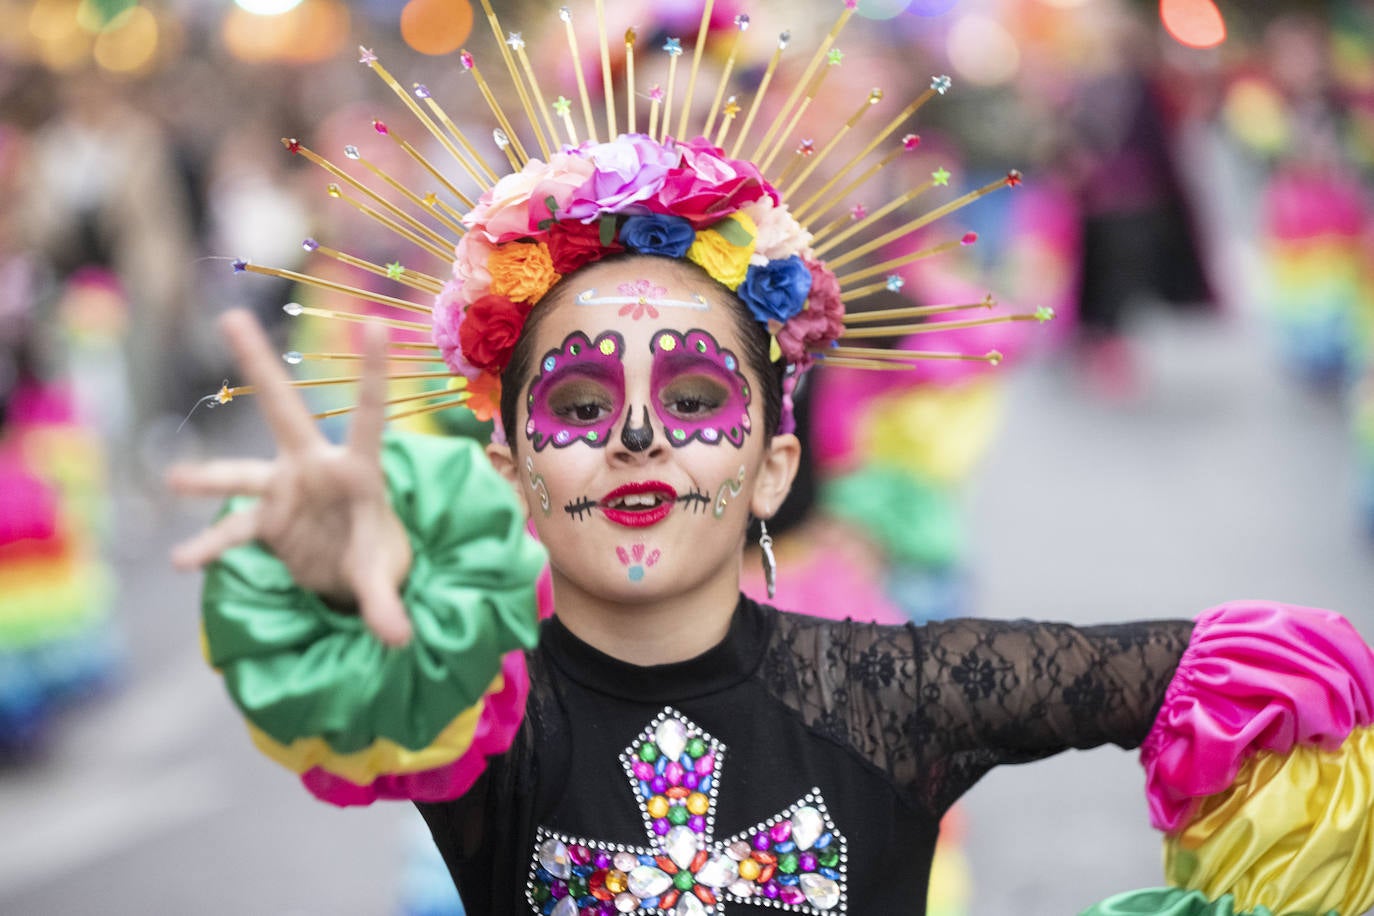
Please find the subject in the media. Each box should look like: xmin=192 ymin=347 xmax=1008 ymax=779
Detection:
xmin=526 ymin=456 xmax=551 ymax=516
xmin=525 ymin=708 xmax=848 ymax=914
xmin=576 ymin=283 xmax=710 ymax=318
xmin=620 ymin=405 xmax=655 ymax=453
xmin=713 ymin=466 xmax=746 ymax=519
xmin=650 ymin=330 xmax=752 ymax=449
xmin=616 ymin=544 xmax=661 ymax=582
xmin=526 ymin=331 xmax=626 ymax=452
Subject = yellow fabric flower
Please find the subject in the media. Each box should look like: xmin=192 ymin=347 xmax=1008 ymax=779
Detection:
xmin=487 ymin=241 xmax=561 ymax=305
xmin=686 ymin=211 xmax=756 ymax=291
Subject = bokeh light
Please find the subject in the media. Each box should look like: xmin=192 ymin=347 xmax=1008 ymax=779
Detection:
xmin=221 ymin=0 xmax=349 ymax=62
xmin=1160 ymin=0 xmax=1226 ymax=49
xmin=93 ymin=4 xmax=158 ymax=73
xmin=855 ymin=0 xmax=912 ymax=21
xmin=946 ymin=13 xmax=1020 ymax=86
xmin=908 ymin=0 xmax=959 ymax=16
xmin=233 ymin=0 xmax=305 ymax=16
xmin=399 ymin=0 xmax=473 ymax=57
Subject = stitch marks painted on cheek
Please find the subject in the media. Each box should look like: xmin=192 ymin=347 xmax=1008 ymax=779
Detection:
xmin=564 ymin=496 xmax=597 ymax=521
xmin=616 ymin=544 xmax=661 ymax=582
xmin=525 ymin=330 xmax=626 ymax=452
xmin=651 ymin=329 xmax=753 ymax=449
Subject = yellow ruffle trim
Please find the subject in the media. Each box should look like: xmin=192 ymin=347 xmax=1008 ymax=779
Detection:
xmin=243 ymin=672 xmax=504 ymax=784
xmin=1165 ymin=724 xmax=1374 ymax=916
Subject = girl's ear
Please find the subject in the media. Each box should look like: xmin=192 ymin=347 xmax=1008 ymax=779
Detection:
xmin=485 ymin=441 xmax=532 ymax=518
xmin=750 ymin=433 xmax=801 ymax=520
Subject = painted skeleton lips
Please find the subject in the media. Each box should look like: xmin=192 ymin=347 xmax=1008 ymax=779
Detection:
xmin=600 ymin=481 xmax=679 ymax=528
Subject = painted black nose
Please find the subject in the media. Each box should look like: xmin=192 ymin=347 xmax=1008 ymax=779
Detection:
xmin=620 ymin=406 xmax=654 ymax=452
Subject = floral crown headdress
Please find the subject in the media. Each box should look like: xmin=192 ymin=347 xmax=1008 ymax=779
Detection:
xmin=216 ymin=0 xmax=1052 ymax=434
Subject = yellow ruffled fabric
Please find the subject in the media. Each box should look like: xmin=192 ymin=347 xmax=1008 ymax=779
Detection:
xmin=243 ymin=673 xmax=503 ymax=784
xmin=864 ymin=379 xmax=1003 ymax=485
xmin=1164 ymin=725 xmax=1374 ymax=916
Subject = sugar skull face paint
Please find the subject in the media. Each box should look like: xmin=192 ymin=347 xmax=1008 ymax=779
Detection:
xmin=714 ymin=465 xmax=747 ymax=518
xmin=525 ymin=456 xmax=551 ymax=516
xmin=616 ymin=543 xmax=661 ymax=582
xmin=526 ymin=330 xmax=626 ymax=451
xmin=650 ymin=328 xmax=752 ymax=448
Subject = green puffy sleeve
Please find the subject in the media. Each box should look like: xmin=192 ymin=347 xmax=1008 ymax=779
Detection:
xmin=200 ymin=431 xmax=547 ymax=805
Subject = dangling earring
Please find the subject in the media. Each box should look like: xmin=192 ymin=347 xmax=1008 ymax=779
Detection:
xmin=759 ymin=519 xmax=777 ymax=600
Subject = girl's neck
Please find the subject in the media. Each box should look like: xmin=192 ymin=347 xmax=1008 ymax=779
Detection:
xmin=550 ymin=568 xmax=741 ymax=666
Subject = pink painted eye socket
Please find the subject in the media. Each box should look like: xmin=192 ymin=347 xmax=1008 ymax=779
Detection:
xmin=546 ymin=376 xmax=618 ymax=425
xmin=526 ymin=330 xmax=625 ymax=451
xmin=658 ymin=374 xmax=729 ymax=421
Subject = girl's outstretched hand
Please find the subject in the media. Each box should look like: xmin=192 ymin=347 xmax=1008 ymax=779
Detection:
xmin=168 ymin=309 xmax=414 ymax=646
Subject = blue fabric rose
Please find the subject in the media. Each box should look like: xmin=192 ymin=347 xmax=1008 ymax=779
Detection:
xmin=619 ymin=214 xmax=696 ymax=258
xmin=737 ymin=256 xmax=813 ymax=324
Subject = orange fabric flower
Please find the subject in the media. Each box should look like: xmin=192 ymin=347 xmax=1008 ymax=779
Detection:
xmin=464 ymin=371 xmax=502 ymax=423
xmin=486 ymin=241 xmax=561 ymax=305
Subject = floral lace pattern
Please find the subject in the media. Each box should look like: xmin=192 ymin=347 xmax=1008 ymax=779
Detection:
xmin=756 ymin=614 xmax=1194 ymax=815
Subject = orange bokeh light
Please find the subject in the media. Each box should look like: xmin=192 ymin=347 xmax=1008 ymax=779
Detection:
xmin=400 ymin=0 xmax=473 ymax=57
xmin=1160 ymin=0 xmax=1226 ymax=49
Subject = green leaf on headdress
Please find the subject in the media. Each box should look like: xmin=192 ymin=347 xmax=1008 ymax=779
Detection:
xmin=599 ymin=215 xmax=617 ymax=247
xmin=544 ymin=196 xmax=559 ymax=216
xmin=711 ymin=216 xmax=754 ymax=248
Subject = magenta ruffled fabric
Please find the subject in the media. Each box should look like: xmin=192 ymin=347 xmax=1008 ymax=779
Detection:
xmin=1141 ymin=601 xmax=1374 ymax=832
xmin=300 ymin=649 xmax=529 ymax=806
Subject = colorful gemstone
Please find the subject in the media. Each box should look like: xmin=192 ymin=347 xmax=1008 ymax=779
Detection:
xmin=686 ymin=793 xmax=709 ymax=816
xmin=668 ymin=805 xmax=689 ymax=826
xmin=791 ymin=807 xmax=824 ymax=851
xmin=539 ymin=838 xmax=572 ymax=879
xmin=672 ymin=870 xmax=694 ymax=891
xmin=664 ymin=826 xmax=698 ymax=869
xmin=613 ymin=892 xmax=637 ymax=912
xmin=674 ymin=895 xmax=706 ymax=916
xmin=627 ymin=865 xmax=672 ymax=898
xmin=769 ymin=821 xmax=792 ymax=844
xmin=665 ymin=761 xmax=685 ymax=785
xmin=694 ymin=855 xmax=738 ymax=889
xmin=613 ymin=852 xmax=637 ymax=872
xmin=737 ymin=858 xmax=761 ymax=881
xmin=779 ymin=885 xmax=807 ymax=906
xmin=648 ymin=796 xmax=670 ymax=819
xmin=801 ymin=872 xmax=842 ymax=909
xmin=551 ymin=895 xmax=578 ymax=916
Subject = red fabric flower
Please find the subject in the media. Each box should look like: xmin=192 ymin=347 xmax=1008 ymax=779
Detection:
xmin=776 ymin=258 xmax=846 ymax=369
xmin=459 ymin=294 xmax=532 ymax=373
xmin=544 ymin=219 xmax=624 ymax=274
xmin=651 ymin=138 xmax=779 ymax=229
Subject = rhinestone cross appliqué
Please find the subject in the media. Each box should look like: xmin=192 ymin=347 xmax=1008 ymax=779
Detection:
xmin=527 ymin=708 xmax=847 ymax=914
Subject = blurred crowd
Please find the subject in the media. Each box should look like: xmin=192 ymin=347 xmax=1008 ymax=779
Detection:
xmin=1 ymin=0 xmax=1373 ymax=911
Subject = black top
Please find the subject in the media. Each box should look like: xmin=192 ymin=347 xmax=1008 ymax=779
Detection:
xmin=418 ymin=596 xmax=1192 ymax=915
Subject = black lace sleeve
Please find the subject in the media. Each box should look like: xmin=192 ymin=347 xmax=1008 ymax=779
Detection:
xmin=759 ymin=613 xmax=1194 ymax=815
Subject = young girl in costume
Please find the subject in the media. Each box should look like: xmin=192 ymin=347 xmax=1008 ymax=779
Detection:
xmin=169 ymin=5 xmax=1374 ymax=914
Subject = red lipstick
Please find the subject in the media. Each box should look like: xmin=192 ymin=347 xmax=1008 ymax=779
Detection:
xmin=599 ymin=481 xmax=678 ymax=528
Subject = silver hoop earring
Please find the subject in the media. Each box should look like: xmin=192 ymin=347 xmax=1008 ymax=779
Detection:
xmin=759 ymin=519 xmax=777 ymax=600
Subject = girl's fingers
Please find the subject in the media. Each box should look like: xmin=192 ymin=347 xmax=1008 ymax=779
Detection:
xmin=220 ymin=309 xmax=321 ymax=455
xmin=165 ymin=458 xmax=275 ymax=498
xmin=170 ymin=506 xmax=260 ymax=570
xmin=349 ymin=560 xmax=413 ymax=647
xmin=347 ymin=322 xmax=388 ymax=457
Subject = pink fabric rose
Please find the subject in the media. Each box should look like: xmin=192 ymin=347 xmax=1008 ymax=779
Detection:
xmin=776 ymin=257 xmax=845 ymax=368
xmin=465 ymin=152 xmax=595 ymax=243
xmin=452 ymin=232 xmax=495 ymax=306
xmin=654 ymin=137 xmax=778 ymax=228
xmin=431 ymin=280 xmax=479 ymax=378
xmin=562 ymin=134 xmax=682 ymax=221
